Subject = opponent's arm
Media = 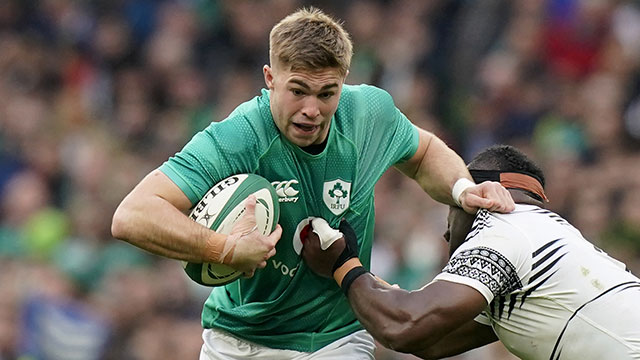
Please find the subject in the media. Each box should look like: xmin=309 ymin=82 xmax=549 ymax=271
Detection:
xmin=413 ymin=316 xmax=498 ymax=359
xmin=111 ymin=169 xmax=281 ymax=273
xmin=302 ymin=221 xmax=493 ymax=358
xmin=346 ymin=275 xmax=493 ymax=357
xmin=395 ymin=127 xmax=514 ymax=213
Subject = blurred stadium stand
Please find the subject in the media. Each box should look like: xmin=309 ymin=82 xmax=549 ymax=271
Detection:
xmin=1 ymin=1 xmax=639 ymax=359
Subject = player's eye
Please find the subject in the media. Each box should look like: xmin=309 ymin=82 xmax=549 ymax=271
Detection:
xmin=291 ymin=89 xmax=305 ymax=96
xmin=319 ymin=92 xmax=334 ymax=99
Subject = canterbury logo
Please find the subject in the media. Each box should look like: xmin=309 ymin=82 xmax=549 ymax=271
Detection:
xmin=271 ymin=180 xmax=299 ymax=203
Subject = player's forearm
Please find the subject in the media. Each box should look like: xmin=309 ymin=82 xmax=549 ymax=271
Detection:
xmin=414 ymin=133 xmax=472 ymax=205
xmin=398 ymin=129 xmax=472 ymax=206
xmin=111 ymin=192 xmax=221 ymax=262
xmin=413 ymin=319 xmax=498 ymax=359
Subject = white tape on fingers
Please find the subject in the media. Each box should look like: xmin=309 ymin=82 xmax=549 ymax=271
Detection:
xmin=311 ymin=218 xmax=343 ymax=250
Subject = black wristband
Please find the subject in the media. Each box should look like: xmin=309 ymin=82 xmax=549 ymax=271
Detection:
xmin=341 ymin=266 xmax=368 ymax=296
xmin=332 ymin=220 xmax=360 ymax=273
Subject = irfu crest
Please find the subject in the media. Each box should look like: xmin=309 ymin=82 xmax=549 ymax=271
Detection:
xmin=323 ymin=179 xmax=351 ymax=215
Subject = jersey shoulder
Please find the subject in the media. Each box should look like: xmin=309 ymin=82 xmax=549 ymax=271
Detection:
xmin=205 ymin=90 xmax=280 ymax=154
xmin=335 ymin=84 xmax=403 ymax=137
xmin=489 ymin=205 xmax=579 ymax=241
xmin=338 ymin=84 xmax=395 ymax=116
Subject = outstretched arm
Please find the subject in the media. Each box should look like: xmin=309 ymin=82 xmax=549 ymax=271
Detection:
xmin=347 ymin=276 xmax=495 ymax=357
xmin=111 ymin=169 xmax=282 ymax=273
xmin=301 ymin=221 xmax=495 ymax=358
xmin=395 ymin=128 xmax=514 ymax=214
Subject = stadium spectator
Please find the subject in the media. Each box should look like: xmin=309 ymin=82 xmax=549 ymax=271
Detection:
xmin=0 ymin=1 xmax=639 ymax=358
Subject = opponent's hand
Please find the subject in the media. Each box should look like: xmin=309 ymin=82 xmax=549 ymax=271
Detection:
xmin=459 ymin=181 xmax=514 ymax=214
xmin=224 ymin=195 xmax=282 ymax=275
xmin=301 ymin=219 xmax=359 ymax=278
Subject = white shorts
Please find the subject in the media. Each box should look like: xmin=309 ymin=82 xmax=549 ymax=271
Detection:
xmin=199 ymin=327 xmax=376 ymax=360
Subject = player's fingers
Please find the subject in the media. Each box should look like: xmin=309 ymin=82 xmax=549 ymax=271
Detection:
xmin=231 ymin=196 xmax=258 ymax=235
xmin=487 ymin=184 xmax=514 ymax=212
xmin=256 ymin=260 xmax=267 ymax=269
xmin=462 ymin=193 xmax=490 ymax=213
xmin=244 ymin=195 xmax=257 ymax=217
xmin=498 ymin=186 xmax=515 ymax=212
xmin=265 ymin=247 xmax=276 ymax=260
xmin=268 ymin=224 xmax=283 ymax=244
xmin=243 ymin=269 xmax=256 ymax=278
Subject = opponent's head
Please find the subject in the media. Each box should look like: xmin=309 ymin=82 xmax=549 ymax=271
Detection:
xmin=445 ymin=145 xmax=547 ymax=253
xmin=263 ymin=7 xmax=353 ymax=147
xmin=467 ymin=145 xmax=545 ymax=192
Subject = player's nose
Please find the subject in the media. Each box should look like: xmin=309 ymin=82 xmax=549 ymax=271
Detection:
xmin=301 ymin=97 xmax=320 ymax=119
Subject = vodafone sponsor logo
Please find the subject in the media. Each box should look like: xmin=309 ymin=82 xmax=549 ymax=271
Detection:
xmin=271 ymin=179 xmax=299 ymax=203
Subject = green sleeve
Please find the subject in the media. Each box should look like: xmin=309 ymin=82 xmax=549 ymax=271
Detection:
xmin=347 ymin=85 xmax=419 ymax=194
xmin=158 ymin=114 xmax=263 ymax=205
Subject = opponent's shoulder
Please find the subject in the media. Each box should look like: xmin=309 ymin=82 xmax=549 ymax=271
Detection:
xmin=469 ymin=209 xmax=534 ymax=252
xmin=492 ymin=205 xmax=573 ymax=234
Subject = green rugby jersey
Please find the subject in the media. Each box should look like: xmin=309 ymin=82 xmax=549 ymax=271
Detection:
xmin=159 ymin=84 xmax=419 ymax=351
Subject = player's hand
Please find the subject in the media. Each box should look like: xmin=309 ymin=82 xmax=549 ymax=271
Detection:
xmin=224 ymin=195 xmax=282 ymax=275
xmin=301 ymin=219 xmax=359 ymax=278
xmin=459 ymin=181 xmax=515 ymax=214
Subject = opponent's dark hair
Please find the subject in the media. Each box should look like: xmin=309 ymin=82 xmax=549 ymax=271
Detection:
xmin=468 ymin=145 xmax=545 ymax=188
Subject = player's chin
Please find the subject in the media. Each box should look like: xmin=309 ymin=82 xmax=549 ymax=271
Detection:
xmin=287 ymin=133 xmax=317 ymax=147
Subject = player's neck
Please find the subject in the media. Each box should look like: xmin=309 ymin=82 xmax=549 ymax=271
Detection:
xmin=510 ymin=189 xmax=545 ymax=208
xmin=300 ymin=132 xmax=329 ymax=155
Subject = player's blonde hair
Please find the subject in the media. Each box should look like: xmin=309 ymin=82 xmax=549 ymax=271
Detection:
xmin=269 ymin=7 xmax=352 ymax=77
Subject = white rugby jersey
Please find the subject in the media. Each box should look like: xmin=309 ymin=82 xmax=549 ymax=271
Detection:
xmin=434 ymin=204 xmax=640 ymax=359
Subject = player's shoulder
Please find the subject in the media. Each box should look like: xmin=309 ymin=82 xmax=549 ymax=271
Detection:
xmin=493 ymin=204 xmax=570 ymax=229
xmin=336 ymin=84 xmax=397 ymax=133
xmin=340 ymin=83 xmax=394 ymax=107
xmin=471 ymin=207 xmax=533 ymax=244
xmin=207 ymin=90 xmax=279 ymax=148
xmin=463 ymin=209 xmax=534 ymax=270
xmin=481 ymin=204 xmax=577 ymax=248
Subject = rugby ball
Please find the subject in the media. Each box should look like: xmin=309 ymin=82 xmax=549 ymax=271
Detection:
xmin=183 ymin=174 xmax=280 ymax=286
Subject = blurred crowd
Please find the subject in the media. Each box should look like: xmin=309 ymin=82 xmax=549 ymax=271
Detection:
xmin=1 ymin=1 xmax=639 ymax=359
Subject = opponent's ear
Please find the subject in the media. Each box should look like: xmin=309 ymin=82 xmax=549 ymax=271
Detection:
xmin=263 ymin=65 xmax=274 ymax=89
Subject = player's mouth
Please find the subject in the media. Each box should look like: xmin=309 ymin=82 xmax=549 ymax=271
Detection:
xmin=292 ymin=122 xmax=319 ymax=134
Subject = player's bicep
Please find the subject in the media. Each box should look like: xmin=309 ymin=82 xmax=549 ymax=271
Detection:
xmin=394 ymin=127 xmax=432 ymax=178
xmin=127 ymin=169 xmax=193 ymax=213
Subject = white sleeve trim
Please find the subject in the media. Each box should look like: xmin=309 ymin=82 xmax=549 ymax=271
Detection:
xmin=433 ymin=275 xmax=494 ymax=304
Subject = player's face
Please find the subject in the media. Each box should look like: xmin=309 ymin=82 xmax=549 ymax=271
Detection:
xmin=444 ymin=206 xmax=476 ymax=250
xmin=264 ymin=63 xmax=345 ymax=147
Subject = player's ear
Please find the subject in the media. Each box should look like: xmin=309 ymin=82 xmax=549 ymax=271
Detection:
xmin=263 ymin=65 xmax=274 ymax=89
